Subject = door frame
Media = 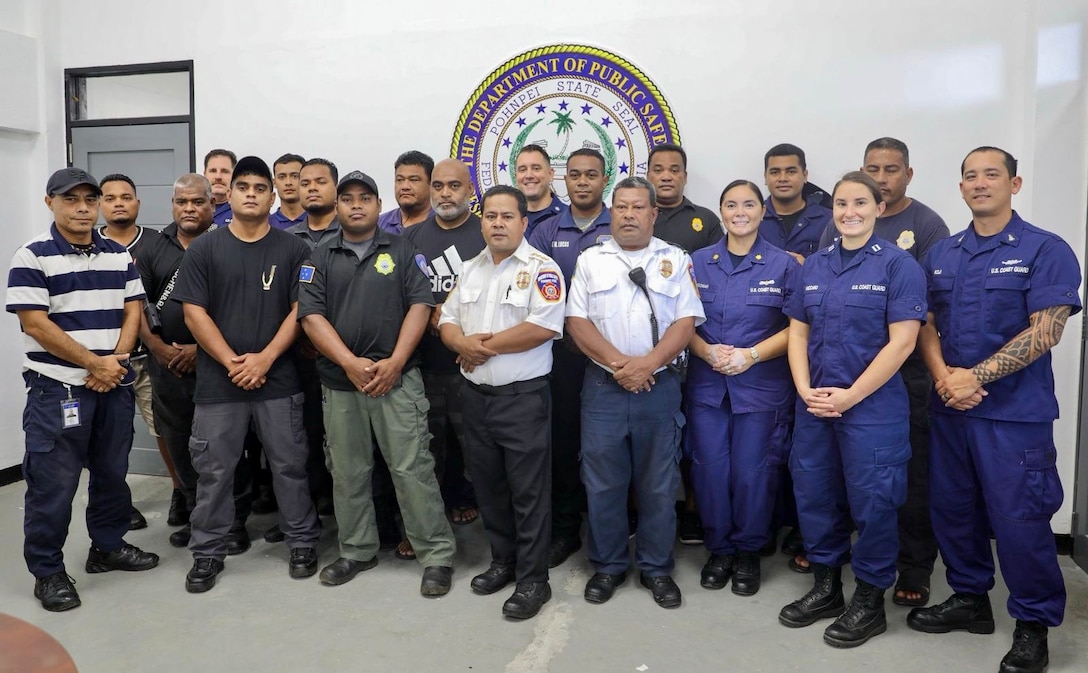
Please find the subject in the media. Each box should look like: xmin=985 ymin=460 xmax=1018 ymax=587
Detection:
xmin=64 ymin=60 xmax=195 ymax=170
xmin=1074 ymin=195 xmax=1088 ymax=573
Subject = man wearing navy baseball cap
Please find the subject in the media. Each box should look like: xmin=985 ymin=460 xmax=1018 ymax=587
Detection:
xmin=7 ymin=167 xmax=160 ymax=611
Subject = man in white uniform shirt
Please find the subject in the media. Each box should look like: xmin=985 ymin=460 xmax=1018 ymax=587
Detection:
xmin=565 ymin=176 xmax=705 ymax=609
xmin=440 ymin=185 xmax=565 ymax=620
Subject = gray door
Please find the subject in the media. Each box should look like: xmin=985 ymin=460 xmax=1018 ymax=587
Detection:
xmin=71 ymin=122 xmax=192 ymax=476
xmin=72 ymin=122 xmax=191 ymax=229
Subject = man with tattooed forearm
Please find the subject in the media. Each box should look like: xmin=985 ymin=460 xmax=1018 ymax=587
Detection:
xmin=908 ymin=146 xmax=1082 ymax=673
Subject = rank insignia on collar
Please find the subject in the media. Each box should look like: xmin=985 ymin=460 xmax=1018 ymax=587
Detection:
xmin=375 ymin=253 xmax=395 ymax=275
xmin=1008 ymin=234 xmax=1016 ymax=242
xmin=516 ymin=270 xmax=531 ymax=290
xmin=755 ymin=254 xmax=762 ymax=260
xmin=660 ymin=259 xmax=674 ymax=278
xmin=712 ymin=253 xmax=720 ymax=260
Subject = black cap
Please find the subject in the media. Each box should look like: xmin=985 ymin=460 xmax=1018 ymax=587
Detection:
xmin=46 ymin=168 xmax=101 ymax=196
xmin=337 ymin=171 xmax=379 ymax=197
xmin=231 ymin=156 xmax=273 ymax=185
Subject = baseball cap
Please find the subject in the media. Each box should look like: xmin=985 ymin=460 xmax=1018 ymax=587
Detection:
xmin=337 ymin=171 xmax=379 ymax=197
xmin=230 ymin=156 xmax=273 ymax=185
xmin=46 ymin=168 xmax=101 ymax=196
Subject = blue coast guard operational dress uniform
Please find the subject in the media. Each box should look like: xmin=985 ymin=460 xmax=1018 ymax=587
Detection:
xmin=566 ymin=236 xmax=705 ymax=577
xmin=687 ymin=236 xmax=799 ymax=556
xmin=784 ymin=236 xmax=926 ymax=590
xmin=923 ymin=212 xmax=1081 ymax=627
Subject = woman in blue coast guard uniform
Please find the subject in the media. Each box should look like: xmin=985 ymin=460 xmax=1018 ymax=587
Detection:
xmin=686 ymin=180 xmax=799 ymax=597
xmin=778 ymin=171 xmax=926 ymax=649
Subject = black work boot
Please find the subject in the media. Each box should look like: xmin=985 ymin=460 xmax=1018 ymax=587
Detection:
xmin=778 ymin=563 xmax=845 ymax=627
xmin=907 ymin=592 xmax=996 ymax=634
xmin=731 ymin=551 xmax=761 ymax=596
xmin=823 ymin=579 xmax=887 ymax=648
xmin=999 ymin=620 xmax=1049 ymax=673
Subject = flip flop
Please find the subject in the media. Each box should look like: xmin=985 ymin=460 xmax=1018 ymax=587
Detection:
xmin=892 ymin=584 xmax=930 ymax=607
xmin=449 ymin=506 xmax=479 ymax=526
xmin=394 ymin=539 xmax=416 ymax=561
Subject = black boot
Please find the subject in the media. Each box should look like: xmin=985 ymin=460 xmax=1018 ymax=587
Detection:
xmin=779 ymin=563 xmax=845 ymax=628
xmin=823 ymin=579 xmax=887 ymax=648
xmin=999 ymin=620 xmax=1049 ymax=673
xmin=731 ymin=551 xmax=761 ymax=596
xmin=907 ymin=592 xmax=995 ymax=634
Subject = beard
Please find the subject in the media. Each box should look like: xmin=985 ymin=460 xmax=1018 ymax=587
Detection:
xmin=304 ymin=201 xmax=335 ymax=216
xmin=434 ymin=200 xmax=470 ymax=221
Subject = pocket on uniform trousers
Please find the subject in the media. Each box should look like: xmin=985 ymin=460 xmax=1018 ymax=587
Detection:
xmin=872 ymin=441 xmax=910 ymax=511
xmin=672 ymin=410 xmax=686 ymax=464
xmin=23 ymin=385 xmax=60 ymax=453
xmin=1019 ymin=446 xmax=1064 ymax=521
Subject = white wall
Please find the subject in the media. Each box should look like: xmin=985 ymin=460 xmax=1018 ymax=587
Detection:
xmin=2 ymin=0 xmax=1086 ymax=530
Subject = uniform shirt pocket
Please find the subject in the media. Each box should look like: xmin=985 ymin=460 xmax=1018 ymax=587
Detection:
xmin=844 ymin=292 xmax=889 ymax=346
xmin=983 ymin=274 xmax=1030 ymax=337
xmin=586 ymin=273 xmax=619 ymax=320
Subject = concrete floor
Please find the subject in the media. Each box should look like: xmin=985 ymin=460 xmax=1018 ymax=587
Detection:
xmin=1 ymin=474 xmax=1086 ymax=673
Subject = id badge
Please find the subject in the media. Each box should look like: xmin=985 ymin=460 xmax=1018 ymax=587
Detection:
xmin=61 ymin=398 xmax=81 ymax=428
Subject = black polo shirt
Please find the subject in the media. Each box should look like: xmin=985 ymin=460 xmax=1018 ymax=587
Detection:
xmin=136 ymin=222 xmax=200 ymax=345
xmin=297 ymin=229 xmax=434 ymax=391
xmin=653 ymin=197 xmax=723 ymax=253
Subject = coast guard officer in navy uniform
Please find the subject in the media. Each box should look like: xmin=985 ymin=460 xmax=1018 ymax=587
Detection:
xmin=686 ymin=180 xmax=799 ymax=597
xmin=908 ymin=147 xmax=1081 ymax=673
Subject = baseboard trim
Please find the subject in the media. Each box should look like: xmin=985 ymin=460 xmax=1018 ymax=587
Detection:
xmin=0 ymin=464 xmax=22 ymax=487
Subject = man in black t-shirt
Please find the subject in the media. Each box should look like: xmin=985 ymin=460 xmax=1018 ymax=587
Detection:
xmin=403 ymin=159 xmax=486 ymax=554
xmin=173 ymin=156 xmax=320 ymax=593
xmin=647 ymin=144 xmax=723 ymax=254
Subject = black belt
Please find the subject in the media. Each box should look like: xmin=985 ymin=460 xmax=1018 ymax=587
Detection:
xmin=466 ymin=375 xmax=549 ymax=397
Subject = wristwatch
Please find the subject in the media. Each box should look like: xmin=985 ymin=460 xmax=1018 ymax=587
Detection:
xmin=749 ymin=347 xmax=760 ymax=363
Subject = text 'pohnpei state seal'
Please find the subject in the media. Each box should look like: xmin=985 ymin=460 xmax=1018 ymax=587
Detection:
xmin=451 ymin=44 xmax=681 ymax=208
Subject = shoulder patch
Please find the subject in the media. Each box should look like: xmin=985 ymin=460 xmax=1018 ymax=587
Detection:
xmin=536 ymin=270 xmax=562 ymax=302
xmin=688 ymin=262 xmax=700 ymax=297
xmin=414 ymin=253 xmax=430 ymax=277
xmin=299 ymin=264 xmax=316 ymax=283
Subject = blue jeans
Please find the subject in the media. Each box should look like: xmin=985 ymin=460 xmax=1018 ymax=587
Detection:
xmin=22 ymin=371 xmax=135 ymax=577
xmin=580 ymin=366 xmax=683 ymax=576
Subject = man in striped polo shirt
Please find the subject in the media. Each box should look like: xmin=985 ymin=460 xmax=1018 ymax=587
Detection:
xmin=6 ymin=168 xmax=160 ymax=613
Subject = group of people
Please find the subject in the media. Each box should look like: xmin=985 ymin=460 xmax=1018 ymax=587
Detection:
xmin=7 ymin=135 xmax=1079 ymax=673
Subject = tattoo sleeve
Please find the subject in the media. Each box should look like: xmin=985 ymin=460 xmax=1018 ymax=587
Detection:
xmin=971 ymin=304 xmax=1072 ymax=385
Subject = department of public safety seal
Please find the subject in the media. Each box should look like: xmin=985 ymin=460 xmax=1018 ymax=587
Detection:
xmin=451 ymin=44 xmax=681 ymax=208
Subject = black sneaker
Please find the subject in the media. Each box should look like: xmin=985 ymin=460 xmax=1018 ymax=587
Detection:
xmin=34 ymin=572 xmax=80 ymax=612
xmin=288 ymin=547 xmax=318 ymax=579
xmin=185 ymin=557 xmax=225 ymax=593
xmin=224 ymin=520 xmax=251 ymax=556
xmin=678 ymin=511 xmax=704 ymax=546
xmin=169 ymin=523 xmax=192 ymax=548
xmin=85 ymin=543 xmax=160 ymax=573
xmin=129 ymin=506 xmax=148 ymax=531
xmin=999 ymin=620 xmax=1048 ymax=673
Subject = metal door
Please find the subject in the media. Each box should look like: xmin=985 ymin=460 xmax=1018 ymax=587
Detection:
xmin=71 ymin=122 xmax=191 ymax=229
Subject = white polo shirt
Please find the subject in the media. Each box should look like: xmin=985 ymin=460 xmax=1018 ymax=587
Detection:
xmin=439 ymin=238 xmax=566 ymax=386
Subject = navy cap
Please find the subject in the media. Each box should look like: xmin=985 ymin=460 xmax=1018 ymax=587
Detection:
xmin=231 ymin=156 xmax=273 ymax=185
xmin=46 ymin=167 xmax=101 ymax=196
xmin=337 ymin=171 xmax=379 ymax=197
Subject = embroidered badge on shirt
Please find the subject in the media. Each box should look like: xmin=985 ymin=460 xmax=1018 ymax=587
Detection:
xmin=687 ymin=263 xmax=699 ymax=297
xmin=516 ymin=270 xmax=531 ymax=290
xmin=896 ymin=230 xmax=916 ymax=250
xmin=660 ymin=259 xmax=674 ymax=278
xmin=536 ymin=270 xmax=562 ymax=302
xmin=414 ymin=253 xmax=429 ymax=277
xmin=299 ymin=264 xmax=316 ymax=284
xmin=691 ymin=217 xmax=703 ymax=232
xmin=375 ymin=253 xmax=395 ymax=275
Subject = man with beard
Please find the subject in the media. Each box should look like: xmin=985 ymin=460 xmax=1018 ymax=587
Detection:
xmin=97 ymin=174 xmax=172 ymax=531
xmin=270 ymin=153 xmax=307 ymax=231
xmin=137 ymin=174 xmax=245 ymax=549
xmin=203 ymin=149 xmax=236 ymax=227
xmin=514 ymin=144 xmax=565 ymax=236
xmin=378 ymin=151 xmax=435 ymax=235
xmin=527 ymin=148 xmax=613 ymax=569
xmin=402 ymin=159 xmax=486 ymax=559
xmin=300 ymin=170 xmax=455 ymax=594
